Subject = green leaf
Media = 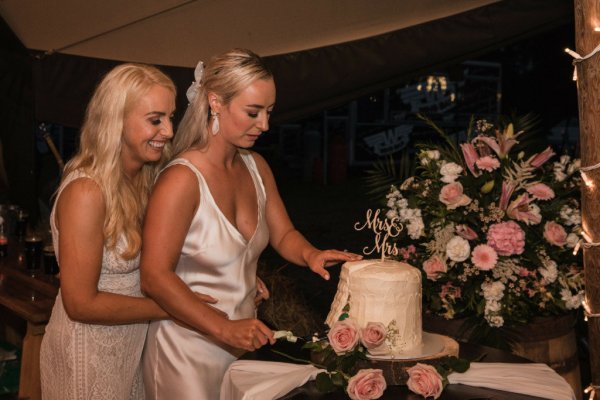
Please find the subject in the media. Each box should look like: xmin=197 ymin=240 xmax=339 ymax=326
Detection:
xmin=330 ymin=371 xmax=346 ymax=387
xmin=315 ymin=372 xmax=337 ymax=393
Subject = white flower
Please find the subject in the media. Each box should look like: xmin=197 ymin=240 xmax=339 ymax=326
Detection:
xmin=486 ymin=314 xmax=504 ymax=328
xmin=538 ymin=260 xmax=558 ymax=284
xmin=566 ymin=233 xmax=579 ymax=249
xmin=407 ymin=219 xmax=425 ymax=239
xmin=446 ymin=236 xmax=471 ymax=262
xmin=560 ymin=288 xmax=583 ymax=309
xmin=528 ymin=204 xmax=542 ymax=225
xmin=481 ymin=281 xmax=505 ymax=301
xmin=440 ymin=162 xmax=463 ymax=183
xmin=567 ymin=159 xmax=580 ymax=175
xmin=386 ymin=209 xmax=398 ymax=220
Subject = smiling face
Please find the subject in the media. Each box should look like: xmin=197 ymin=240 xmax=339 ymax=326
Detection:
xmin=212 ymin=78 xmax=276 ymax=148
xmin=121 ymin=84 xmax=175 ymax=174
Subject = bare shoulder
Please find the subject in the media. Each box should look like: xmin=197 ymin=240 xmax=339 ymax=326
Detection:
xmin=151 ymin=162 xmax=200 ymax=209
xmin=57 ymin=177 xmax=103 ymax=212
xmin=246 ymin=151 xmax=274 ymax=179
xmin=56 ymin=177 xmax=104 ymax=229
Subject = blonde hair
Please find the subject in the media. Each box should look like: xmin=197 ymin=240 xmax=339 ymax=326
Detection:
xmin=172 ymin=48 xmax=273 ymax=155
xmin=62 ymin=63 xmax=176 ymax=259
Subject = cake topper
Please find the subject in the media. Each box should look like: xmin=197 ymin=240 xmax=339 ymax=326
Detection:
xmin=354 ymin=208 xmax=403 ymax=261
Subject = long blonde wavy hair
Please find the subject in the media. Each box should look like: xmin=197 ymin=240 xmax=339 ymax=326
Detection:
xmin=172 ymin=48 xmax=273 ymax=155
xmin=62 ymin=63 xmax=176 ymax=259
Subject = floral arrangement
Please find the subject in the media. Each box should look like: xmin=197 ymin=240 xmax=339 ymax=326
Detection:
xmin=276 ymin=316 xmax=469 ymax=399
xmin=384 ymin=116 xmax=584 ymax=338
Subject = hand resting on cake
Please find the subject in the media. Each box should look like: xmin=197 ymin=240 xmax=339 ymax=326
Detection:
xmin=304 ymin=249 xmax=363 ymax=280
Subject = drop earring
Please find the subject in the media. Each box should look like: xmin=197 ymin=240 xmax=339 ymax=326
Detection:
xmin=211 ymin=111 xmax=219 ymax=135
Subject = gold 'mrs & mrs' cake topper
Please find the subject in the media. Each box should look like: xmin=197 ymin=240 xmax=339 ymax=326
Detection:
xmin=354 ymin=208 xmax=403 ymax=261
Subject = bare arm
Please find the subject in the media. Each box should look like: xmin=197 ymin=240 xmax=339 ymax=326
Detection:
xmin=140 ymin=165 xmax=274 ymax=351
xmin=57 ymin=177 xmax=168 ymax=324
xmin=252 ymin=152 xmax=362 ymax=280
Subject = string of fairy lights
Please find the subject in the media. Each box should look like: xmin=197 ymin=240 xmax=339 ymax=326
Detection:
xmin=565 ymin=40 xmax=600 ymax=400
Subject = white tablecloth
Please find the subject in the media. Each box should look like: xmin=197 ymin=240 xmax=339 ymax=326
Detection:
xmin=220 ymin=360 xmax=576 ymax=400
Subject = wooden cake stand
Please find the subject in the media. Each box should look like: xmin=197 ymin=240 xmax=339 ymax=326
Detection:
xmin=357 ymin=332 xmax=459 ymax=385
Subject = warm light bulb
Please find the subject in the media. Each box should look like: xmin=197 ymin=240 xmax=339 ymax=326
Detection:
xmin=581 ymin=171 xmax=596 ymax=189
xmin=595 ymin=27 xmax=600 ymax=32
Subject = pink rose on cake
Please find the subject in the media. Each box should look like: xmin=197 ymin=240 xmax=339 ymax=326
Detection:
xmin=359 ymin=322 xmax=388 ymax=355
xmin=346 ymin=369 xmax=387 ymax=400
xmin=406 ymin=363 xmax=444 ymax=399
xmin=327 ymin=320 xmax=359 ymax=354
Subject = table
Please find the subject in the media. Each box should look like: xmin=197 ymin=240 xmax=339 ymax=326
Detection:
xmin=0 ymin=240 xmax=58 ymax=400
xmin=243 ymin=340 xmax=552 ymax=400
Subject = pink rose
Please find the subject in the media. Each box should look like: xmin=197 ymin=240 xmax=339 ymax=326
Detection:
xmin=487 ymin=221 xmax=525 ymax=256
xmin=475 ymin=155 xmax=500 ymax=172
xmin=439 ymin=182 xmax=471 ymax=210
xmin=470 ymin=244 xmax=498 ymax=271
xmin=346 ymin=369 xmax=387 ymax=400
xmin=543 ymin=221 xmax=567 ymax=247
xmin=360 ymin=322 xmax=388 ymax=355
xmin=406 ymin=363 xmax=443 ymax=399
xmin=422 ymin=256 xmax=447 ymax=281
xmin=526 ymin=183 xmax=555 ymax=201
xmin=327 ymin=320 xmax=359 ymax=354
xmin=456 ymin=224 xmax=478 ymax=240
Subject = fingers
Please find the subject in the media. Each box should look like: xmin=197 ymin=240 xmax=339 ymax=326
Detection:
xmin=310 ymin=249 xmax=364 ymax=280
xmin=256 ymin=277 xmax=270 ymax=300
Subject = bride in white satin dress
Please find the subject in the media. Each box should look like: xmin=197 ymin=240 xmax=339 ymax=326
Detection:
xmin=140 ymin=48 xmax=362 ymax=400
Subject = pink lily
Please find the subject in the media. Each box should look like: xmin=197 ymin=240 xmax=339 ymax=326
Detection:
xmin=530 ymin=147 xmax=555 ymax=168
xmin=507 ymin=193 xmax=542 ymax=225
xmin=475 ymin=124 xmax=521 ymax=158
xmin=460 ymin=142 xmax=481 ymax=177
xmin=499 ymin=181 xmax=516 ymax=210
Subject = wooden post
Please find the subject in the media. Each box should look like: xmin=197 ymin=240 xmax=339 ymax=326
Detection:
xmin=574 ymin=0 xmax=600 ymax=394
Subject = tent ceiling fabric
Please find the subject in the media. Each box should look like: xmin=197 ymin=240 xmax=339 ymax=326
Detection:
xmin=0 ymin=0 xmax=498 ymax=67
xmin=1 ymin=0 xmax=573 ymax=128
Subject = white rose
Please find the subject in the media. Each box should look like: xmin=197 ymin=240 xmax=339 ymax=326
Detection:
xmin=446 ymin=236 xmax=470 ymax=262
xmin=440 ymin=162 xmax=463 ymax=183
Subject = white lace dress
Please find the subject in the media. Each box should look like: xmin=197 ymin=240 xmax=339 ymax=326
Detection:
xmin=40 ymin=171 xmax=148 ymax=400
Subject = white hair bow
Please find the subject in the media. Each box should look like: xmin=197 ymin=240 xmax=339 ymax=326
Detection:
xmin=185 ymin=61 xmax=204 ymax=104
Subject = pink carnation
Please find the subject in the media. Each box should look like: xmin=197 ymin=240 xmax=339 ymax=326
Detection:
xmin=360 ymin=322 xmax=388 ymax=355
xmin=327 ymin=320 xmax=359 ymax=354
xmin=422 ymin=255 xmax=447 ymax=281
xmin=475 ymin=155 xmax=500 ymax=172
xmin=543 ymin=221 xmax=567 ymax=247
xmin=347 ymin=369 xmax=387 ymax=400
xmin=407 ymin=363 xmax=443 ymax=399
xmin=470 ymin=244 xmax=498 ymax=271
xmin=526 ymin=183 xmax=555 ymax=201
xmin=486 ymin=221 xmax=525 ymax=256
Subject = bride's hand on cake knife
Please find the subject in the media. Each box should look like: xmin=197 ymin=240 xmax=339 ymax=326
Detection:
xmin=306 ymin=249 xmax=362 ymax=280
